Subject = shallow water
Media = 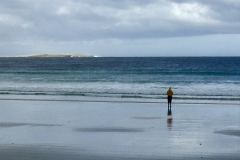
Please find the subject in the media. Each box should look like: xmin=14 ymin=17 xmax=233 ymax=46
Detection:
xmin=0 ymin=57 xmax=239 ymax=104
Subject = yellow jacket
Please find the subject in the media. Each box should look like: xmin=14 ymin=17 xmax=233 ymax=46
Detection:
xmin=167 ymin=89 xmax=173 ymax=96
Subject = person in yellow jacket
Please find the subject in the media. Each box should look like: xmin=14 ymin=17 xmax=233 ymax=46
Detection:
xmin=167 ymin=87 xmax=173 ymax=109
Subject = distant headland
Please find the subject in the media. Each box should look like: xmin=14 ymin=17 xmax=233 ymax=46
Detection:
xmin=18 ymin=53 xmax=94 ymax=58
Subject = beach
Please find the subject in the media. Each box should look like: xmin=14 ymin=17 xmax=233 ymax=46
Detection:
xmin=0 ymin=100 xmax=239 ymax=159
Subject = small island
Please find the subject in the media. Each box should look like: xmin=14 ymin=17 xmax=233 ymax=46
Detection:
xmin=19 ymin=53 xmax=93 ymax=58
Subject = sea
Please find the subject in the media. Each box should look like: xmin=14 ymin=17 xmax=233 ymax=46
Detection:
xmin=0 ymin=57 xmax=239 ymax=104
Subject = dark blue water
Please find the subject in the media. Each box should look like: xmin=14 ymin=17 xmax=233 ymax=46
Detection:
xmin=0 ymin=57 xmax=239 ymax=104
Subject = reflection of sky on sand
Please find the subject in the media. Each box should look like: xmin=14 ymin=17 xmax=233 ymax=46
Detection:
xmin=166 ymin=105 xmax=240 ymax=155
xmin=0 ymin=101 xmax=239 ymax=159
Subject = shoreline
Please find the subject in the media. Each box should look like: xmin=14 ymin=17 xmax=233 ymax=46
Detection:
xmin=0 ymin=100 xmax=239 ymax=159
xmin=0 ymin=97 xmax=239 ymax=105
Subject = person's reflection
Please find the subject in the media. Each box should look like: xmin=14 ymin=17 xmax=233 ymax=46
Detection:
xmin=168 ymin=108 xmax=172 ymax=116
xmin=167 ymin=108 xmax=172 ymax=128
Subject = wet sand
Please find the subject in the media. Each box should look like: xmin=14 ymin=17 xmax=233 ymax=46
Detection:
xmin=0 ymin=100 xmax=239 ymax=159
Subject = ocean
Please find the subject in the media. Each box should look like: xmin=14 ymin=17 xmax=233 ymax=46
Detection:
xmin=0 ymin=57 xmax=239 ymax=104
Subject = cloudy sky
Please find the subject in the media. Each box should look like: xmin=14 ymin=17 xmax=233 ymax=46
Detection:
xmin=0 ymin=0 xmax=240 ymax=57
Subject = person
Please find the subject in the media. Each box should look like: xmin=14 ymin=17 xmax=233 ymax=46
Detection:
xmin=166 ymin=87 xmax=173 ymax=109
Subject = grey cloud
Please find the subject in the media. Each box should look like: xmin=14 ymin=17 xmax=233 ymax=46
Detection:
xmin=171 ymin=0 xmax=240 ymax=22
xmin=75 ymin=0 xmax=159 ymax=9
xmin=0 ymin=0 xmax=240 ymax=42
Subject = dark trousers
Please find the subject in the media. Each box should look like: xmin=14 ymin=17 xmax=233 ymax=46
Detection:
xmin=168 ymin=96 xmax=172 ymax=107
